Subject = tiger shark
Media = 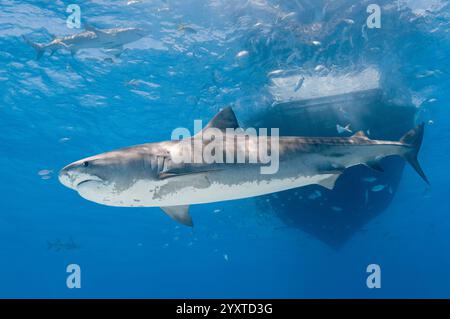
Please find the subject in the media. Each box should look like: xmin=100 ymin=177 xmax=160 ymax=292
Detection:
xmin=59 ymin=107 xmax=428 ymax=226
xmin=23 ymin=25 xmax=148 ymax=59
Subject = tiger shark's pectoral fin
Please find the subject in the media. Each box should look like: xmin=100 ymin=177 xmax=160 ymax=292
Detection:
xmin=104 ymin=45 xmax=124 ymax=58
xmin=161 ymin=205 xmax=193 ymax=227
xmin=113 ymin=49 xmax=124 ymax=58
xmin=317 ymin=173 xmax=341 ymax=190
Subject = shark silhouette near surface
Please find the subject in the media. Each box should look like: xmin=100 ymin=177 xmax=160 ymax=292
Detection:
xmin=47 ymin=237 xmax=79 ymax=252
xmin=23 ymin=25 xmax=148 ymax=59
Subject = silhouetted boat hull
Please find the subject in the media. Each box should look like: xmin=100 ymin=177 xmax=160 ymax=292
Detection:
xmin=248 ymin=88 xmax=416 ymax=248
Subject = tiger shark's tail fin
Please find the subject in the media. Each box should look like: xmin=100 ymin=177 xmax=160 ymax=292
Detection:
xmin=22 ymin=35 xmax=45 ymax=60
xmin=400 ymin=122 xmax=429 ymax=185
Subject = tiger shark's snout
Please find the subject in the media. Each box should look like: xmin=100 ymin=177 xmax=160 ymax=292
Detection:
xmin=58 ymin=160 xmax=103 ymax=191
xmin=59 ymin=163 xmax=76 ymax=190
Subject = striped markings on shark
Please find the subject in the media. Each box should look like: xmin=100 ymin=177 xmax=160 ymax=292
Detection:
xmin=59 ymin=107 xmax=429 ymax=227
xmin=23 ymin=24 xmax=148 ymax=60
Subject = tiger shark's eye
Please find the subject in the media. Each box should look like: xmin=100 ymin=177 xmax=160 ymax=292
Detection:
xmin=83 ymin=161 xmax=89 ymax=167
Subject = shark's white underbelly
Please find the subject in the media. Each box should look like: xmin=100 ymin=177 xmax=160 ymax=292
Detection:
xmin=77 ymin=173 xmax=334 ymax=207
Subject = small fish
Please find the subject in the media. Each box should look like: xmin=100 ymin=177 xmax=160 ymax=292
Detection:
xmin=280 ymin=12 xmax=296 ymax=21
xmin=41 ymin=175 xmax=51 ymax=180
xmin=311 ymin=40 xmax=321 ymax=46
xmin=361 ymin=24 xmax=368 ymax=42
xmin=59 ymin=137 xmax=70 ymax=143
xmin=422 ymin=188 xmax=431 ymax=199
xmin=308 ymin=190 xmax=322 ymax=200
xmin=236 ymin=50 xmax=249 ymax=59
xmin=338 ymin=106 xmax=349 ymax=117
xmin=294 ymin=76 xmax=304 ymax=92
xmin=371 ymin=184 xmax=387 ymax=192
xmin=38 ymin=169 xmax=52 ymax=176
xmin=286 ymin=50 xmax=299 ymax=64
xmin=224 ymin=254 xmax=229 ymax=262
xmin=213 ymin=209 xmax=221 ymax=213
xmin=267 ymin=69 xmax=284 ymax=77
xmin=416 ymin=70 xmax=437 ymax=79
xmin=47 ymin=238 xmax=79 ymax=251
xmin=363 ymin=177 xmax=377 ymax=183
xmin=178 ymin=24 xmax=197 ymax=34
xmin=314 ymin=65 xmax=326 ymax=72
xmin=331 ymin=206 xmax=343 ymax=212
xmin=336 ymin=124 xmax=352 ymax=134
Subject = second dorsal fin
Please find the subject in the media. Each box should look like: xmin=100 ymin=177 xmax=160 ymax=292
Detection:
xmin=203 ymin=107 xmax=240 ymax=132
xmin=352 ymin=130 xmax=368 ymax=138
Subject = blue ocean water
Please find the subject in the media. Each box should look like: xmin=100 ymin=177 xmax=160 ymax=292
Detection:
xmin=0 ymin=0 xmax=449 ymax=298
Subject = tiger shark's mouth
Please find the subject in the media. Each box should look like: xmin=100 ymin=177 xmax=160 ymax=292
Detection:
xmin=76 ymin=179 xmax=102 ymax=188
xmin=76 ymin=179 xmax=111 ymax=203
xmin=58 ymin=168 xmax=104 ymax=191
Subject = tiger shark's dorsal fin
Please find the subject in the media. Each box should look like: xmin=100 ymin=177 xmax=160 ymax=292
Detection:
xmin=352 ymin=130 xmax=368 ymax=138
xmin=203 ymin=107 xmax=240 ymax=132
xmin=161 ymin=205 xmax=193 ymax=227
xmin=84 ymin=23 xmax=106 ymax=35
xmin=84 ymin=22 xmax=96 ymax=32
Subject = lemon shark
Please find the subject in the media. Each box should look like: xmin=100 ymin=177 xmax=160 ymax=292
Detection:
xmin=59 ymin=107 xmax=428 ymax=226
xmin=23 ymin=25 xmax=148 ymax=59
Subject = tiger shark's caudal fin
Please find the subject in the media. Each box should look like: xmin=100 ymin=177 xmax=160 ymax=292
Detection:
xmin=22 ymin=36 xmax=45 ymax=60
xmin=400 ymin=122 xmax=429 ymax=185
